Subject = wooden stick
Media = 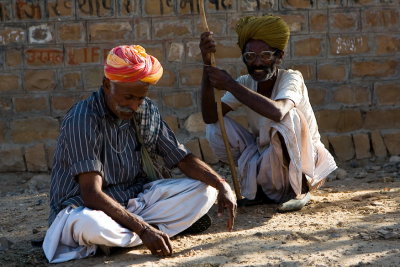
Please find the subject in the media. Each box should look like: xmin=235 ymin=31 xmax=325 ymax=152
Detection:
xmin=199 ymin=0 xmax=242 ymax=199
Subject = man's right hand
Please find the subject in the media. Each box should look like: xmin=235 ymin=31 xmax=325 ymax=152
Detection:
xmin=199 ymin=31 xmax=216 ymax=65
xmin=216 ymin=181 xmax=237 ymax=231
xmin=139 ymin=226 xmax=173 ymax=257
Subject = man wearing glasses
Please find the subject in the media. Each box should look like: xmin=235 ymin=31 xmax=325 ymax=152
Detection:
xmin=199 ymin=15 xmax=337 ymax=212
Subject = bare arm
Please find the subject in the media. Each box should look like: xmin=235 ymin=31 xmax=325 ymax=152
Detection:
xmin=177 ymin=154 xmax=237 ymax=231
xmin=78 ymin=172 xmax=172 ymax=256
xmin=199 ymin=32 xmax=232 ymax=124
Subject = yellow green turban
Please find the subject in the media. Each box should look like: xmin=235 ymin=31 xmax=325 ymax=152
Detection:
xmin=236 ymin=15 xmax=290 ymax=51
xmin=104 ymin=45 xmax=163 ymax=84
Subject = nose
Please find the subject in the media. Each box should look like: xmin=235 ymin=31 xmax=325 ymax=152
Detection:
xmin=253 ymin=55 xmax=263 ymax=66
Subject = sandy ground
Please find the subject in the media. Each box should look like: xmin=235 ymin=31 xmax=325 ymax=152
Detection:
xmin=0 ymin=159 xmax=399 ymax=267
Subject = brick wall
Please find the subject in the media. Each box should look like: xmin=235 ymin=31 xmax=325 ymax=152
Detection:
xmin=0 ymin=0 xmax=399 ymax=172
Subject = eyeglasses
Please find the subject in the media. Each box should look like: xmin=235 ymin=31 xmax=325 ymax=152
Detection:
xmin=242 ymin=50 xmax=277 ymax=63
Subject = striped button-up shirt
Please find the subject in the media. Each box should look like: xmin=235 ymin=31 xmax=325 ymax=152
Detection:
xmin=49 ymin=88 xmax=189 ymax=225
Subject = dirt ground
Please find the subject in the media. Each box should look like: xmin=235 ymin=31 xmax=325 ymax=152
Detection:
xmin=0 ymin=158 xmax=399 ymax=267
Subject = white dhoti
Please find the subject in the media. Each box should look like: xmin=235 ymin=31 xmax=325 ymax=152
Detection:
xmin=206 ymin=109 xmax=337 ymax=203
xmin=43 ymin=178 xmax=217 ymax=263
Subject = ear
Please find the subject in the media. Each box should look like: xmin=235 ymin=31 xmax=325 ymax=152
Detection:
xmin=103 ymin=76 xmax=111 ymax=92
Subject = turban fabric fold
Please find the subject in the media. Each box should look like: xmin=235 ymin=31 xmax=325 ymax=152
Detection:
xmin=236 ymin=15 xmax=290 ymax=51
xmin=104 ymin=45 xmax=163 ymax=84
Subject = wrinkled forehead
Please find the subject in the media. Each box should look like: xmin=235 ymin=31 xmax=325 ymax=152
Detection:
xmin=109 ymin=80 xmax=149 ymax=94
xmin=244 ymin=39 xmax=274 ymax=53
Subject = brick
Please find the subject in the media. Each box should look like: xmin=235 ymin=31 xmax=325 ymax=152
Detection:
xmin=0 ymin=2 xmax=12 ymax=21
xmin=11 ymin=117 xmax=59 ymax=143
xmin=316 ymin=109 xmax=363 ymax=133
xmin=330 ymin=11 xmax=359 ymax=32
xmin=317 ymin=0 xmax=347 ymax=8
xmin=308 ymin=87 xmax=326 ymax=106
xmin=184 ymin=112 xmax=206 ymax=133
xmin=370 ymin=130 xmax=387 ymax=157
xmin=293 ymin=37 xmax=323 ymax=57
xmin=5 ymin=48 xmax=23 ymax=67
xmin=281 ymin=0 xmax=314 ymax=9
xmin=15 ymin=0 xmax=42 ymax=20
xmin=363 ymin=8 xmax=399 ymax=30
xmin=0 ymin=120 xmax=5 ymax=143
xmin=382 ymin=132 xmax=400 ymax=156
xmin=83 ymin=67 xmax=103 ymax=89
xmin=46 ymin=143 xmax=56 ymax=168
xmin=77 ymin=0 xmax=114 ymax=17
xmin=195 ymin=15 xmax=227 ymax=36
xmin=163 ymin=115 xmax=178 ymax=133
xmin=240 ymin=0 xmax=275 ymax=11
xmin=153 ymin=18 xmax=192 ymax=39
xmin=364 ymin=109 xmax=400 ymax=130
xmin=168 ymin=43 xmax=184 ymax=62
xmin=328 ymin=135 xmax=355 ymax=161
xmin=353 ymin=133 xmax=371 ymax=159
xmin=24 ymin=70 xmax=56 ymax=91
xmin=28 ymin=24 xmax=54 ymax=44
xmin=199 ymin=137 xmax=219 ymax=164
xmin=88 ymin=22 xmax=132 ymax=42
xmin=157 ymin=68 xmax=177 ymax=87
xmin=14 ymin=96 xmax=49 ymax=113
xmin=143 ymin=45 xmax=164 ymax=63
xmin=318 ymin=64 xmax=347 ymax=81
xmin=310 ymin=12 xmax=328 ymax=32
xmin=215 ymin=41 xmax=241 ymax=60
xmin=25 ymin=48 xmax=63 ymax=66
xmin=62 ymin=72 xmax=82 ymax=90
xmin=180 ymin=67 xmax=203 ymax=87
xmin=330 ymin=36 xmax=369 ymax=55
xmin=0 ymin=74 xmax=20 ymax=92
xmin=0 ymin=146 xmax=25 ymax=172
xmin=0 ymin=27 xmax=26 ymax=45
xmin=376 ymin=35 xmax=400 ymax=54
xmin=288 ymin=64 xmax=315 ymax=81
xmin=47 ymin=0 xmax=73 ymax=17
xmin=352 ymin=60 xmax=397 ymax=78
xmin=186 ymin=41 xmax=203 ymax=63
xmin=350 ymin=0 xmax=375 ymax=5
xmin=280 ymin=14 xmax=308 ymax=33
xmin=206 ymin=0 xmax=234 ymax=11
xmin=184 ymin=138 xmax=202 ymax=159
xmin=374 ymin=82 xmax=400 ymax=105
xmin=163 ymin=92 xmax=193 ymax=108
xmin=332 ymin=85 xmax=370 ymax=105
xmin=134 ymin=18 xmax=151 ymax=40
xmin=67 ymin=47 xmax=101 ymax=65
xmin=25 ymin=144 xmax=48 ymax=172
xmin=51 ymin=95 xmax=76 ymax=113
xmin=57 ymin=22 xmax=84 ymax=42
xmin=144 ymin=0 xmax=173 ymax=15
xmin=119 ymin=0 xmax=138 ymax=16
xmin=0 ymin=97 xmax=12 ymax=114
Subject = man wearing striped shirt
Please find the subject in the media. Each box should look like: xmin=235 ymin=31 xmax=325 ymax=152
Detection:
xmin=43 ymin=45 xmax=236 ymax=263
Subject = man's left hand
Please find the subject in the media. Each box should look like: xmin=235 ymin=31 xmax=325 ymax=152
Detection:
xmin=216 ymin=181 xmax=237 ymax=231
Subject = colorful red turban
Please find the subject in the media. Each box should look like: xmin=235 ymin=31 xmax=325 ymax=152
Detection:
xmin=104 ymin=45 xmax=163 ymax=84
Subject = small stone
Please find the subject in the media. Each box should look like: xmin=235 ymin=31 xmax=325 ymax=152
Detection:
xmin=382 ymin=176 xmax=394 ymax=183
xmin=389 ymin=155 xmax=400 ymax=163
xmin=254 ymin=232 xmax=263 ymax=237
xmin=355 ymin=171 xmax=368 ymax=179
xmin=0 ymin=237 xmax=13 ymax=251
xmin=32 ymin=228 xmax=39 ymax=234
xmin=336 ymin=168 xmax=347 ymax=180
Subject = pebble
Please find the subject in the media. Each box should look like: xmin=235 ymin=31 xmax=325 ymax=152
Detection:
xmin=0 ymin=237 xmax=13 ymax=251
xmin=389 ymin=155 xmax=400 ymax=163
xmin=355 ymin=171 xmax=368 ymax=179
xmin=336 ymin=168 xmax=347 ymax=180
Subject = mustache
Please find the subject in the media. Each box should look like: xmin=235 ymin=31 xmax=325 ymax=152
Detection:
xmin=116 ymin=105 xmax=134 ymax=114
xmin=247 ymin=65 xmax=274 ymax=74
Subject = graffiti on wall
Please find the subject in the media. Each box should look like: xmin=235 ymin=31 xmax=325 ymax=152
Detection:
xmin=26 ymin=49 xmax=64 ymax=65
xmin=78 ymin=0 xmax=112 ymax=16
xmin=47 ymin=0 xmax=72 ymax=17
xmin=16 ymin=0 xmax=41 ymax=19
xmin=161 ymin=0 xmax=232 ymax=14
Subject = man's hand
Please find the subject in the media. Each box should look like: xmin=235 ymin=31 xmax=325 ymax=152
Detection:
xmin=216 ymin=181 xmax=237 ymax=231
xmin=204 ymin=65 xmax=236 ymax=91
xmin=139 ymin=226 xmax=173 ymax=257
xmin=199 ymin=31 xmax=216 ymax=65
